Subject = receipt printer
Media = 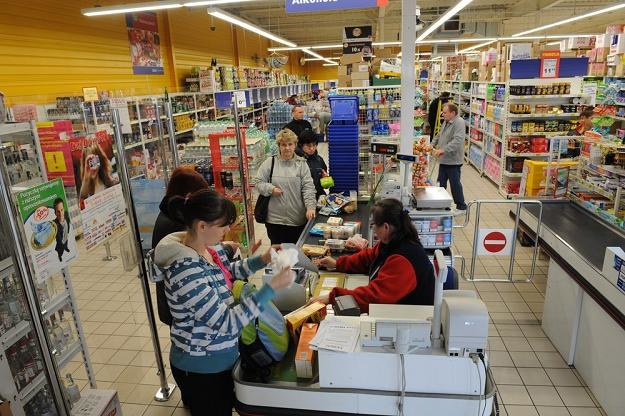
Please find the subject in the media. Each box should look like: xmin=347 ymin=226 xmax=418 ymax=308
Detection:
xmin=441 ymin=296 xmax=488 ymax=357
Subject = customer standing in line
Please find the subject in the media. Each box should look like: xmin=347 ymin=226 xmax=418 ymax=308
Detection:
xmin=283 ymin=104 xmax=313 ymax=139
xmin=432 ymin=102 xmax=468 ymax=211
xmin=254 ymin=129 xmax=317 ymax=245
xmin=153 ymin=189 xmax=292 ymax=416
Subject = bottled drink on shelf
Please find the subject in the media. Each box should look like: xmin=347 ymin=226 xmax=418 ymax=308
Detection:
xmin=24 ymin=385 xmax=58 ymax=416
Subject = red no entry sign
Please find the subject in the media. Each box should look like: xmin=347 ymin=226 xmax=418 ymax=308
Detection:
xmin=477 ymin=229 xmax=514 ymax=256
xmin=483 ymin=231 xmax=507 ymax=253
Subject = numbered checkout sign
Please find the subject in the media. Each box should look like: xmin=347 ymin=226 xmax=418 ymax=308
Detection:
xmin=477 ymin=229 xmax=514 ymax=256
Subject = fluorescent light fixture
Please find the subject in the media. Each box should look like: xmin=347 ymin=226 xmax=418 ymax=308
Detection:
xmin=209 ymin=8 xmax=297 ymax=47
xmin=417 ymin=0 xmax=474 ymax=41
xmin=184 ymin=0 xmax=254 ymax=5
xmin=311 ymin=44 xmax=344 ymax=50
xmin=82 ymin=1 xmax=182 ymax=16
xmin=397 ymin=52 xmax=432 ymax=57
xmin=304 ymin=57 xmax=340 ymax=62
xmin=373 ymin=41 xmax=402 ymax=46
xmin=513 ymin=3 xmax=625 ymax=37
xmin=458 ymin=40 xmax=496 ymax=54
xmin=545 ymin=41 xmax=562 ymax=46
xmin=301 ymin=48 xmax=336 ymax=65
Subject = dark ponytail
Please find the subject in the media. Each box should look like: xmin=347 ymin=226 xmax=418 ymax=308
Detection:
xmin=168 ymin=189 xmax=237 ymax=230
xmin=371 ymin=198 xmax=419 ymax=244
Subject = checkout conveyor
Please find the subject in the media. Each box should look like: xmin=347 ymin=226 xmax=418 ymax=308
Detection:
xmin=516 ymin=200 xmax=625 ymax=416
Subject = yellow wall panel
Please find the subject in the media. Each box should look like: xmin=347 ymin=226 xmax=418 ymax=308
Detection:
xmin=0 ymin=0 xmax=175 ymax=103
xmin=306 ymin=62 xmax=338 ymax=82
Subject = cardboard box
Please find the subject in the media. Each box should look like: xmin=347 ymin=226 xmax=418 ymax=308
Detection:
xmin=314 ymin=272 xmax=346 ymax=297
xmin=0 ymin=402 xmax=13 ymax=416
xmin=340 ymin=52 xmax=364 ymax=65
xmin=338 ymin=65 xmax=349 ymax=76
xmin=589 ymin=62 xmax=608 ymax=76
xmin=602 ymin=247 xmax=625 ymax=294
xmin=285 ymin=302 xmax=326 ymax=342
xmin=350 ymin=71 xmax=369 ymax=80
xmin=595 ymin=47 xmax=610 ymax=63
xmin=352 ymin=79 xmax=370 ymax=87
xmin=72 ymin=390 xmax=121 ymax=416
xmin=375 ymin=48 xmax=395 ymax=59
xmin=351 ymin=63 xmax=370 ymax=73
xmin=295 ymin=323 xmax=318 ymax=379
xmin=596 ymin=34 xmax=609 ymax=48
xmin=509 ymin=43 xmax=532 ymax=60
xmin=338 ymin=75 xmax=351 ymax=87
xmin=610 ymin=34 xmax=625 ymax=55
xmin=606 ymin=24 xmax=625 ymax=35
xmin=568 ymin=36 xmax=596 ymax=50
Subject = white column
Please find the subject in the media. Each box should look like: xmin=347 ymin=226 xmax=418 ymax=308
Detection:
xmin=400 ymin=0 xmax=416 ymax=188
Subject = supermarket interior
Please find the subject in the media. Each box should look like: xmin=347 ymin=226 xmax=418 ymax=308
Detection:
xmin=1 ymin=1 xmax=625 ymax=416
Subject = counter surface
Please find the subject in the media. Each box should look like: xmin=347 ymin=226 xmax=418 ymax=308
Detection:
xmin=298 ymin=203 xmax=371 ymax=248
xmin=523 ymin=201 xmax=625 ymax=271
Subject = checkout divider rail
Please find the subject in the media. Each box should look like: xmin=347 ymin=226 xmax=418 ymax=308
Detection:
xmin=453 ymin=199 xmax=543 ymax=283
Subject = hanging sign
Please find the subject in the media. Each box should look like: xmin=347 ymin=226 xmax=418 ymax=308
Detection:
xmin=126 ymin=12 xmax=164 ymax=75
xmin=343 ymin=26 xmax=373 ymax=42
xmin=83 ymin=87 xmax=99 ymax=102
xmin=477 ymin=229 xmax=514 ymax=256
xmin=540 ymin=51 xmax=561 ymax=79
xmin=286 ymin=0 xmax=383 ymax=13
xmin=17 ymin=178 xmax=78 ymax=283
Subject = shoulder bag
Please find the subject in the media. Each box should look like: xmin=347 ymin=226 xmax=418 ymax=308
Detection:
xmin=254 ymin=157 xmax=275 ymax=224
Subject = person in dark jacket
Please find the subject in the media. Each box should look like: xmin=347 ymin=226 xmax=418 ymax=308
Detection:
xmin=309 ymin=198 xmax=435 ymax=313
xmin=428 ymin=91 xmax=451 ymax=140
xmin=283 ymin=104 xmax=312 ymax=139
xmin=298 ymin=129 xmax=328 ymax=199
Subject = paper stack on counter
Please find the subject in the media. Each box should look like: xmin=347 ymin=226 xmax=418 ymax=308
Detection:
xmin=309 ymin=317 xmax=360 ymax=353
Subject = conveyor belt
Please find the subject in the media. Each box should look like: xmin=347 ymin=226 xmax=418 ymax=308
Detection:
xmin=522 ymin=201 xmax=625 ymax=270
xmin=297 ymin=203 xmax=371 ymax=248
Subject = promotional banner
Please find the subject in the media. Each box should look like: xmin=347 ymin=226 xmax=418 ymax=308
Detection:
xmin=81 ymin=184 xmax=127 ymax=251
xmin=286 ymin=0 xmax=382 ymax=13
xmin=343 ymin=25 xmax=373 ymax=57
xmin=17 ymin=178 xmax=78 ymax=283
xmin=540 ymin=51 xmax=561 ymax=79
xmin=40 ymin=139 xmax=76 ymax=187
xmin=69 ymin=130 xmax=120 ymax=209
xmin=126 ymin=12 xmax=164 ymax=75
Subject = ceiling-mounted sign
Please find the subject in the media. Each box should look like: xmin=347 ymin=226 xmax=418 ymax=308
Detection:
xmin=343 ymin=26 xmax=373 ymax=42
xmin=540 ymin=50 xmax=561 ymax=79
xmin=286 ymin=0 xmax=383 ymax=14
xmin=344 ymin=41 xmax=373 ymax=58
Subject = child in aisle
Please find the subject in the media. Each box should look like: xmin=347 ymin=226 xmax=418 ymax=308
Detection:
xmin=298 ymin=129 xmax=329 ymax=200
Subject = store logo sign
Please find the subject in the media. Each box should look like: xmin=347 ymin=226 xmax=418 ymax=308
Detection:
xmin=286 ymin=0 xmax=384 ymax=13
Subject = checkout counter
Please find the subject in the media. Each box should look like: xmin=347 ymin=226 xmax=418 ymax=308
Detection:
xmin=236 ymin=199 xmax=494 ymax=415
xmin=517 ymin=201 xmax=625 ymax=416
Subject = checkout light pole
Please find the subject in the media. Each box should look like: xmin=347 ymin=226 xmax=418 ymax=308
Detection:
xmin=400 ymin=0 xmax=417 ymax=191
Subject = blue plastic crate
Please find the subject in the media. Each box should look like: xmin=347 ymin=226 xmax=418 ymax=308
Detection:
xmin=328 ymin=96 xmax=359 ymax=123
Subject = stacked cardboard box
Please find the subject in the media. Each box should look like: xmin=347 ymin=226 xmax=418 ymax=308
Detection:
xmin=587 ymin=24 xmax=625 ymax=76
xmin=338 ymin=53 xmax=370 ymax=87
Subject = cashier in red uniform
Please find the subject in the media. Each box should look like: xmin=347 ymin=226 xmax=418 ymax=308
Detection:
xmin=309 ymin=198 xmax=435 ymax=313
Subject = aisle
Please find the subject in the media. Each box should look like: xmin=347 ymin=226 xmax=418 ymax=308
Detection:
xmin=64 ymin=153 xmax=605 ymax=416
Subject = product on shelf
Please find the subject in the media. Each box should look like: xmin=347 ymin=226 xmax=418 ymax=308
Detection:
xmin=509 ymin=83 xmax=571 ymax=96
xmin=412 ymin=137 xmax=433 ymax=187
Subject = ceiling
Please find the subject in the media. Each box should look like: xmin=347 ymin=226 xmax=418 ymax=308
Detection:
xmin=216 ymin=0 xmax=622 ymax=49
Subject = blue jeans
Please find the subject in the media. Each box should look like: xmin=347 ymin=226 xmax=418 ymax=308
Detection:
xmin=438 ymin=164 xmax=467 ymax=210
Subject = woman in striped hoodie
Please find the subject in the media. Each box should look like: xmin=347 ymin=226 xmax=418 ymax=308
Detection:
xmin=154 ymin=189 xmax=292 ymax=415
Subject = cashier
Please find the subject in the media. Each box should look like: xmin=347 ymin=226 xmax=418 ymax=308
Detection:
xmin=309 ymin=198 xmax=435 ymax=313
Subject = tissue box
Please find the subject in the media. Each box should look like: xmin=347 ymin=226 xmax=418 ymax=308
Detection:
xmin=71 ymin=390 xmax=121 ymax=416
xmin=295 ymin=323 xmax=318 ymax=379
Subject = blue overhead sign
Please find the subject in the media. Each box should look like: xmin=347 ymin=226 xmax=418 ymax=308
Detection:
xmin=285 ymin=0 xmax=379 ymax=13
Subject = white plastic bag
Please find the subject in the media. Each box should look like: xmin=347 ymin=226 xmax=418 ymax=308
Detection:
xmin=270 ymin=247 xmax=299 ymax=287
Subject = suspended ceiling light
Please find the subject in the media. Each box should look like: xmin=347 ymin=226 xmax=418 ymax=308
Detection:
xmin=512 ymin=3 xmax=625 ymax=37
xmin=417 ymin=0 xmax=475 ymax=41
xmin=458 ymin=40 xmax=497 ymax=54
xmin=208 ymin=8 xmax=297 ymax=47
xmin=82 ymin=1 xmax=182 ymax=16
xmin=184 ymin=0 xmax=255 ymax=5
xmin=304 ymin=57 xmax=340 ymax=62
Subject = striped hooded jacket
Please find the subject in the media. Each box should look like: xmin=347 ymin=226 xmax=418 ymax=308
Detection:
xmin=153 ymin=232 xmax=274 ymax=373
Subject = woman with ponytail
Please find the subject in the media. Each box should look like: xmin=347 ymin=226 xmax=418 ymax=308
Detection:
xmin=310 ymin=198 xmax=435 ymax=313
xmin=153 ymin=189 xmax=292 ymax=416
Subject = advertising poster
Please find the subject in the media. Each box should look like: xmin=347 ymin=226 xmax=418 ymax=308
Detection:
xmin=126 ymin=12 xmax=164 ymax=75
xmin=40 ymin=139 xmax=76 ymax=186
xmin=16 ymin=178 xmax=78 ymax=283
xmin=69 ymin=130 xmax=120 ymax=210
xmin=540 ymin=51 xmax=561 ymax=79
xmin=81 ymin=184 xmax=127 ymax=251
xmin=286 ymin=0 xmax=383 ymax=13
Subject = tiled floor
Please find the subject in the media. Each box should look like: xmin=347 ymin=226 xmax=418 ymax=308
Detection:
xmin=62 ymin=143 xmax=606 ymax=416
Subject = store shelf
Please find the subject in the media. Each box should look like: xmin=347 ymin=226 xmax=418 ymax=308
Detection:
xmin=503 ymin=171 xmax=523 ymax=178
xmin=605 ymin=114 xmax=625 ymax=122
xmin=41 ymin=292 xmax=70 ymax=319
xmin=0 ymin=123 xmax=32 ymax=135
xmin=485 ymin=152 xmax=501 ymax=162
xmin=508 ymin=94 xmax=589 ymax=100
xmin=417 ymin=230 xmax=453 ymax=235
xmin=505 ymin=151 xmax=551 ymax=157
xmin=18 ymin=372 xmax=46 ymax=403
xmin=124 ymin=141 xmax=143 ymax=150
xmin=484 ymin=170 xmax=501 ymax=185
xmin=175 ymin=127 xmax=195 ymax=135
xmin=473 ymin=95 xmax=486 ymax=100
xmin=57 ymin=341 xmax=82 ymax=368
xmin=570 ymin=174 xmax=616 ymax=200
xmin=459 ymin=106 xmax=470 ymax=113
xmin=508 ymin=113 xmax=578 ymax=119
xmin=460 ymin=92 xmax=471 ymax=98
xmin=470 ymin=139 xmax=483 ymax=148
xmin=0 ymin=320 xmax=31 ymax=348
xmin=485 ymin=117 xmax=505 ymax=125
xmin=172 ymin=110 xmax=195 ymax=117
xmin=484 ymin=131 xmax=503 ymax=142
xmin=505 ymin=131 xmax=570 ymax=137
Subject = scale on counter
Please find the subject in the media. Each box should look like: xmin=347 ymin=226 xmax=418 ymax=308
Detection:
xmin=412 ymin=187 xmax=453 ymax=210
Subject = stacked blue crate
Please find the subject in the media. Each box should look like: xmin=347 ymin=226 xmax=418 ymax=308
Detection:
xmin=328 ymin=95 xmax=359 ymax=194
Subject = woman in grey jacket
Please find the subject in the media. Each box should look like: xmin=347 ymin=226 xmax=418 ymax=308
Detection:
xmin=255 ymin=129 xmax=317 ymax=245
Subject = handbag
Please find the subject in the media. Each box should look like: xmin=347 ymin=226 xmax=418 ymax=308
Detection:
xmin=254 ymin=157 xmax=275 ymax=224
